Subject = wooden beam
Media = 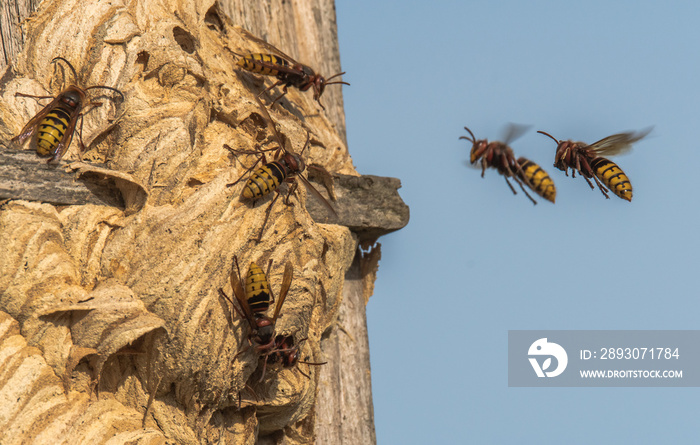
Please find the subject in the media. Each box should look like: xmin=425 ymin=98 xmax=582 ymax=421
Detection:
xmin=0 ymin=146 xmax=409 ymax=237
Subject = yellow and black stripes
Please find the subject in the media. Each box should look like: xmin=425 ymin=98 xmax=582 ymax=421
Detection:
xmin=591 ymin=157 xmax=632 ymax=201
xmin=245 ymin=262 xmax=272 ymax=312
xmin=36 ymin=107 xmax=71 ymax=156
xmin=237 ymin=54 xmax=290 ymax=76
xmin=243 ymin=161 xmax=288 ymax=199
xmin=517 ymin=158 xmax=557 ymax=203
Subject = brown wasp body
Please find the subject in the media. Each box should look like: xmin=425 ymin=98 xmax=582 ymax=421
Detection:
xmin=460 ymin=125 xmax=556 ymax=204
xmin=218 ymin=257 xmax=293 ymax=353
xmin=537 ymin=128 xmax=650 ymax=201
xmin=12 ymin=57 xmax=124 ymax=163
xmin=265 ymin=335 xmax=301 ymax=368
xmin=219 ymin=258 xmax=322 ymax=381
xmin=259 ymin=335 xmax=327 ymax=380
xmin=226 ymin=97 xmax=337 ymax=240
xmin=233 ymin=33 xmax=348 ymax=110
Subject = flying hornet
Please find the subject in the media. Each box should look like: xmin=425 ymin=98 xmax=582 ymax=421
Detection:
xmin=12 ymin=57 xmax=124 ymax=163
xmin=232 ymin=31 xmax=349 ymax=110
xmin=537 ymin=128 xmax=651 ymax=201
xmin=225 ymin=96 xmax=337 ymax=241
xmin=218 ymin=256 xmax=293 ymax=356
xmin=460 ymin=125 xmax=556 ymax=204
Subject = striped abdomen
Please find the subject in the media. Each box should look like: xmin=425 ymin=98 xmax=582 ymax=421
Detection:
xmin=36 ymin=106 xmax=72 ymax=156
xmin=517 ymin=158 xmax=557 ymax=203
xmin=243 ymin=161 xmax=288 ymax=199
xmin=237 ymin=54 xmax=290 ymax=76
xmin=591 ymin=157 xmax=632 ymax=201
xmin=246 ymin=262 xmax=272 ymax=313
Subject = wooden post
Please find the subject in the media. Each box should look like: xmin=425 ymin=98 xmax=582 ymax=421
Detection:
xmin=0 ymin=0 xmax=40 ymax=70
xmin=0 ymin=1 xmax=408 ymax=443
xmin=313 ymin=250 xmax=378 ymax=444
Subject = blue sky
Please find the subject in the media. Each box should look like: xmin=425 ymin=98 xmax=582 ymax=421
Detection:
xmin=336 ymin=1 xmax=700 ymax=443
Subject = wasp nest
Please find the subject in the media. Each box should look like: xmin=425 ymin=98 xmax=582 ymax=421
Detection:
xmin=0 ymin=0 xmax=356 ymax=443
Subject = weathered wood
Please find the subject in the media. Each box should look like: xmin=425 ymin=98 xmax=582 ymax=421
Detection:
xmin=0 ymin=146 xmax=148 ymax=211
xmin=0 ymin=146 xmax=408 ymax=237
xmin=309 ymin=174 xmax=410 ymax=241
xmin=314 ymin=250 xmax=377 ymax=445
xmin=0 ymin=0 xmax=41 ymax=71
